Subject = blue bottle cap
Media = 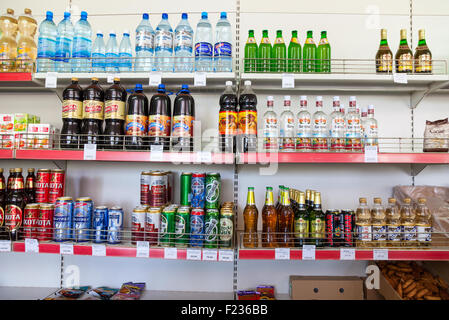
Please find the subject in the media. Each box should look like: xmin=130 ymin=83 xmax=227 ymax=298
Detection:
xmin=162 ymin=13 xmax=168 ymax=19
xmin=158 ymin=84 xmax=166 ymax=92
xmin=201 ymin=12 xmax=208 ymax=19
xmin=182 ymin=13 xmax=188 ymax=19
xmin=220 ymin=12 xmax=227 ymax=19
xmin=143 ymin=13 xmax=149 ymax=20
xmin=46 ymin=11 xmax=53 ymax=20
xmin=81 ymin=11 xmax=88 ymax=19
xmin=64 ymin=12 xmax=71 ymax=19
xmin=135 ymin=84 xmax=143 ymax=91
xmin=181 ymin=84 xmax=189 ymax=90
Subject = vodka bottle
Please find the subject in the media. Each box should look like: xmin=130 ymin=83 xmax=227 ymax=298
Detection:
xmin=262 ymin=96 xmax=278 ymax=151
xmin=311 ymin=96 xmax=329 ymax=151
xmin=360 ymin=106 xmax=368 ymax=148
xmin=365 ymin=104 xmax=379 ymax=148
xmin=279 ymin=95 xmax=295 ymax=151
xmin=296 ymin=95 xmax=311 ymax=151
xmin=329 ymin=96 xmax=345 ymax=152
xmin=345 ymin=96 xmax=362 ymax=152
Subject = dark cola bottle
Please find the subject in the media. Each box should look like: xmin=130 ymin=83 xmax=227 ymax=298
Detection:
xmin=104 ymin=78 xmax=127 ymax=149
xmin=5 ymin=168 xmax=26 ymax=241
xmin=125 ymin=84 xmax=148 ymax=150
xmin=148 ymin=84 xmax=171 ymax=151
xmin=219 ymin=81 xmax=238 ymax=153
xmin=172 ymin=85 xmax=195 ymax=152
xmin=0 ymin=168 xmax=7 ymax=240
xmin=61 ymin=77 xmax=83 ymax=149
xmin=25 ymin=168 xmax=35 ymax=204
xmin=81 ymin=77 xmax=104 ymax=146
xmin=238 ymin=80 xmax=258 ymax=153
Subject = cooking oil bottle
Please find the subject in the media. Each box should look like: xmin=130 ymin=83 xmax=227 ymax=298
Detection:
xmin=415 ymin=198 xmax=432 ymax=247
xmin=385 ymin=198 xmax=401 ymax=247
xmin=371 ymin=197 xmax=386 ymax=247
xmin=0 ymin=8 xmax=18 ymax=72
xmin=400 ymin=198 xmax=417 ymax=247
xmin=355 ymin=197 xmax=372 ymax=247
xmin=17 ymin=8 xmax=37 ymax=72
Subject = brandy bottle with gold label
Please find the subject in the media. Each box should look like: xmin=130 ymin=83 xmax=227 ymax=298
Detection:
xmin=375 ymin=29 xmax=392 ymax=73
xmin=395 ymin=29 xmax=413 ymax=73
xmin=414 ymin=29 xmax=432 ymax=73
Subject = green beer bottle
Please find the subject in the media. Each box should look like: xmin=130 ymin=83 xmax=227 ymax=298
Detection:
xmin=294 ymin=191 xmax=309 ymax=247
xmin=309 ymin=192 xmax=325 ymax=247
xmin=244 ymin=29 xmax=258 ymax=73
xmin=288 ymin=30 xmax=301 ymax=73
xmin=316 ymin=31 xmax=331 ymax=73
xmin=303 ymin=30 xmax=316 ymax=72
xmin=258 ymin=30 xmax=272 ymax=73
xmin=272 ymin=30 xmax=286 ymax=72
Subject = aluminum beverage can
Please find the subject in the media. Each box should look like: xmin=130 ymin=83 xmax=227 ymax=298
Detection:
xmin=146 ymin=206 xmax=161 ymax=245
xmin=108 ymin=206 xmax=123 ymax=244
xmin=165 ymin=171 xmax=173 ymax=204
xmin=325 ymin=209 xmax=342 ymax=247
xmin=23 ymin=203 xmax=39 ymax=239
xmin=48 ymin=169 xmax=65 ymax=203
xmin=342 ymin=209 xmax=355 ymax=247
xmin=53 ymin=197 xmax=74 ymax=242
xmin=93 ymin=206 xmax=109 ymax=243
xmin=35 ymin=169 xmax=51 ymax=203
xmin=149 ymin=171 xmax=168 ymax=207
xmin=36 ymin=203 xmax=54 ymax=241
xmin=219 ymin=206 xmax=234 ymax=248
xmin=180 ymin=172 xmax=192 ymax=206
xmin=174 ymin=206 xmax=190 ymax=247
xmin=140 ymin=171 xmax=152 ymax=205
xmin=159 ymin=207 xmax=175 ymax=247
xmin=132 ymin=206 xmax=146 ymax=244
xmin=191 ymin=173 xmax=205 ymax=208
xmin=190 ymin=208 xmax=205 ymax=247
xmin=204 ymin=208 xmax=220 ymax=248
xmin=74 ymin=197 xmax=94 ymax=242
xmin=205 ymin=173 xmax=221 ymax=209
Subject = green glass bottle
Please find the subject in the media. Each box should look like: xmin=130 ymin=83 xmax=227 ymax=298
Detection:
xmin=294 ymin=191 xmax=309 ymax=247
xmin=244 ymin=29 xmax=258 ymax=73
xmin=272 ymin=30 xmax=286 ymax=72
xmin=303 ymin=30 xmax=316 ymax=73
xmin=309 ymin=191 xmax=325 ymax=247
xmin=258 ymin=30 xmax=272 ymax=73
xmin=288 ymin=30 xmax=301 ymax=73
xmin=316 ymin=31 xmax=331 ymax=73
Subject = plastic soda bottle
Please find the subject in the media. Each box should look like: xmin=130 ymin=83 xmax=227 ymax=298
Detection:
xmin=55 ymin=12 xmax=74 ymax=73
xmin=214 ymin=12 xmax=232 ymax=72
xmin=244 ymin=29 xmax=257 ymax=73
xmin=154 ymin=13 xmax=173 ymax=72
xmin=174 ymin=13 xmax=193 ymax=72
xmin=91 ymin=31 xmax=106 ymax=72
xmin=36 ymin=11 xmax=56 ymax=72
xmin=287 ymin=30 xmax=301 ymax=73
xmin=17 ymin=8 xmax=37 ymax=72
xmin=135 ymin=13 xmax=154 ymax=72
xmin=194 ymin=12 xmax=213 ymax=72
xmin=119 ymin=30 xmax=132 ymax=72
xmin=71 ymin=11 xmax=92 ymax=72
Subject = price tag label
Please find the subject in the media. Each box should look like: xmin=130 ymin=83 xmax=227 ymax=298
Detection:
xmin=373 ymin=249 xmax=389 ymax=260
xmin=340 ymin=248 xmax=355 ymax=260
xmin=186 ymin=248 xmax=202 ymax=261
xmin=164 ymin=247 xmax=178 ymax=260
xmin=107 ymin=73 xmax=120 ymax=83
xmin=196 ymin=151 xmax=212 ymax=163
xmin=275 ymin=248 xmax=290 ymax=260
xmin=393 ymin=72 xmax=408 ymax=84
xmin=202 ymin=249 xmax=218 ymax=261
xmin=282 ymin=73 xmax=295 ymax=88
xmin=45 ymin=72 xmax=58 ymax=88
xmin=302 ymin=245 xmax=316 ymax=260
xmin=218 ymin=249 xmax=234 ymax=262
xmin=83 ymin=143 xmax=97 ymax=160
xmin=364 ymin=145 xmax=378 ymax=163
xmin=25 ymin=238 xmax=39 ymax=253
xmin=150 ymin=145 xmax=164 ymax=161
xmin=149 ymin=72 xmax=162 ymax=86
xmin=92 ymin=244 xmax=106 ymax=256
xmin=136 ymin=241 xmax=150 ymax=258
xmin=60 ymin=243 xmax=74 ymax=255
xmin=194 ymin=72 xmax=207 ymax=86
xmin=0 ymin=240 xmax=11 ymax=252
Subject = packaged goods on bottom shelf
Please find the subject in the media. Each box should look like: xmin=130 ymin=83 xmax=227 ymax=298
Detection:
xmin=289 ymin=276 xmax=364 ymax=300
xmin=237 ymin=286 xmax=276 ymax=300
xmin=44 ymin=282 xmax=145 ymax=300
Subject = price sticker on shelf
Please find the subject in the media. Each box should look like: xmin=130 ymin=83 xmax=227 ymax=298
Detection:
xmin=0 ymin=240 xmax=11 ymax=252
xmin=25 ymin=238 xmax=39 ymax=253
xmin=196 ymin=151 xmax=212 ymax=163
xmin=150 ymin=145 xmax=164 ymax=161
xmin=393 ymin=72 xmax=408 ymax=84
xmin=281 ymin=73 xmax=295 ymax=88
xmin=164 ymin=247 xmax=178 ymax=260
xmin=302 ymin=245 xmax=316 ymax=260
xmin=340 ymin=248 xmax=355 ymax=260
xmin=60 ymin=243 xmax=74 ymax=255
xmin=107 ymin=73 xmax=120 ymax=83
xmin=186 ymin=248 xmax=202 ymax=261
xmin=275 ymin=248 xmax=290 ymax=260
xmin=364 ymin=145 xmax=378 ymax=163
xmin=373 ymin=249 xmax=389 ymax=260
xmin=194 ymin=72 xmax=207 ymax=86
xmin=149 ymin=72 xmax=162 ymax=86
xmin=202 ymin=249 xmax=218 ymax=261
xmin=136 ymin=241 xmax=150 ymax=258
xmin=218 ymin=249 xmax=234 ymax=262
xmin=83 ymin=143 xmax=97 ymax=160
xmin=92 ymin=244 xmax=106 ymax=256
xmin=45 ymin=72 xmax=58 ymax=88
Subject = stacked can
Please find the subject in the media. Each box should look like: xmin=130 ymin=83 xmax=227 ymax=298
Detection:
xmin=175 ymin=206 xmax=190 ymax=247
xmin=180 ymin=172 xmax=192 ymax=206
xmin=93 ymin=206 xmax=108 ymax=243
xmin=219 ymin=202 xmax=234 ymax=248
xmin=48 ymin=169 xmax=65 ymax=203
xmin=36 ymin=203 xmax=54 ymax=241
xmin=164 ymin=171 xmax=173 ymax=204
xmin=35 ymin=169 xmax=51 ymax=203
xmin=190 ymin=208 xmax=205 ymax=247
xmin=191 ymin=173 xmax=206 ymax=208
xmin=160 ymin=206 xmax=176 ymax=247
xmin=53 ymin=197 xmax=74 ymax=242
xmin=140 ymin=171 xmax=152 ymax=205
xmin=205 ymin=173 xmax=221 ymax=209
xmin=22 ymin=203 xmax=39 ymax=239
xmin=204 ymin=208 xmax=219 ymax=248
xmin=132 ymin=206 xmax=146 ymax=244
xmin=325 ymin=209 xmax=344 ymax=247
xmin=342 ymin=209 xmax=355 ymax=247
xmin=146 ymin=206 xmax=161 ymax=245
xmin=108 ymin=206 xmax=123 ymax=244
xmin=73 ymin=197 xmax=94 ymax=242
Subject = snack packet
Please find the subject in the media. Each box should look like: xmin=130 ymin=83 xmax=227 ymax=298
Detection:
xmin=111 ymin=282 xmax=146 ymax=300
xmin=86 ymin=287 xmax=119 ymax=300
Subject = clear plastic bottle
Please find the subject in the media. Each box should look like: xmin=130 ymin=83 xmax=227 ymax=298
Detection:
xmin=0 ymin=8 xmax=18 ymax=72
xmin=415 ymin=198 xmax=432 ymax=247
xmin=154 ymin=13 xmax=173 ymax=72
xmin=262 ymin=96 xmax=278 ymax=151
xmin=400 ymin=198 xmax=417 ymax=247
xmin=55 ymin=12 xmax=74 ymax=73
xmin=345 ymin=96 xmax=362 ymax=152
xmin=311 ymin=96 xmax=329 ymax=151
xmin=385 ymin=198 xmax=401 ymax=247
xmin=360 ymin=106 xmax=368 ymax=148
xmin=371 ymin=197 xmax=387 ymax=247
xmin=16 ymin=8 xmax=37 ymax=73
xmin=296 ymin=96 xmax=312 ymax=151
xmin=119 ymin=30 xmax=132 ymax=72
xmin=355 ymin=197 xmax=372 ymax=247
xmin=135 ymin=13 xmax=154 ymax=72
xmin=71 ymin=11 xmax=92 ymax=72
xmin=91 ymin=31 xmax=106 ymax=72
xmin=329 ymin=96 xmax=345 ymax=152
xmin=194 ymin=12 xmax=213 ymax=72
xmin=214 ymin=11 xmax=232 ymax=72
xmin=279 ymin=95 xmax=295 ymax=151
xmin=36 ymin=11 xmax=56 ymax=72
xmin=174 ymin=13 xmax=193 ymax=72
xmin=105 ymin=30 xmax=119 ymax=72
xmin=365 ymin=104 xmax=379 ymax=148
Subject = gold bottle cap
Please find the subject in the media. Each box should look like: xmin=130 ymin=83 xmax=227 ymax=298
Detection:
xmin=373 ymin=197 xmax=382 ymax=204
xmin=314 ymin=192 xmax=322 ymax=204
xmin=28 ymin=168 xmax=35 ymax=173
xmin=418 ymin=198 xmax=427 ymax=204
xmin=24 ymin=8 xmax=32 ymax=15
xmin=388 ymin=198 xmax=396 ymax=203
xmin=0 ymin=168 xmax=3 ymax=173
xmin=113 ymin=77 xmax=120 ymax=82
xmin=359 ymin=197 xmax=367 ymax=204
xmin=7 ymin=8 xmax=14 ymax=15
xmin=72 ymin=77 xmax=79 ymax=81
xmin=419 ymin=29 xmax=425 ymax=40
xmin=299 ymin=192 xmax=305 ymax=204
xmin=403 ymin=198 xmax=412 ymax=204
xmin=14 ymin=168 xmax=23 ymax=173
xmin=381 ymin=28 xmax=387 ymax=39
xmin=92 ymin=77 xmax=99 ymax=81
xmin=400 ymin=29 xmax=407 ymax=39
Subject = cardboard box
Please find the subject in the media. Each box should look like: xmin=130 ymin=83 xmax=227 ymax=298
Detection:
xmin=14 ymin=113 xmax=32 ymax=132
xmin=34 ymin=124 xmax=53 ymax=149
xmin=0 ymin=114 xmax=14 ymax=149
xmin=289 ymin=276 xmax=364 ymax=300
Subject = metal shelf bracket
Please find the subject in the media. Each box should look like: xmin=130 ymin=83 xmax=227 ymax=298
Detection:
xmin=410 ymin=80 xmax=449 ymax=109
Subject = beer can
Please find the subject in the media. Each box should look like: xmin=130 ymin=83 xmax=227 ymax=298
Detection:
xmin=160 ymin=207 xmax=175 ymax=247
xmin=53 ymin=197 xmax=74 ymax=242
xmin=191 ymin=173 xmax=205 ymax=208
xmin=132 ymin=206 xmax=146 ymax=244
xmin=342 ymin=209 xmax=355 ymax=247
xmin=108 ymin=206 xmax=123 ymax=244
xmin=219 ymin=206 xmax=234 ymax=248
xmin=35 ymin=169 xmax=51 ymax=203
xmin=190 ymin=208 xmax=205 ymax=247
xmin=140 ymin=171 xmax=152 ymax=205
xmin=165 ymin=171 xmax=173 ymax=204
xmin=204 ymin=208 xmax=220 ymax=248
xmin=74 ymin=197 xmax=94 ymax=242
xmin=180 ymin=172 xmax=192 ymax=206
xmin=205 ymin=173 xmax=221 ymax=209
xmin=36 ymin=203 xmax=54 ymax=241
xmin=48 ymin=169 xmax=65 ymax=203
xmin=23 ymin=203 xmax=39 ymax=239
xmin=93 ymin=206 xmax=109 ymax=243
xmin=146 ymin=206 xmax=161 ymax=245
xmin=149 ymin=171 xmax=168 ymax=207
xmin=174 ymin=206 xmax=190 ymax=247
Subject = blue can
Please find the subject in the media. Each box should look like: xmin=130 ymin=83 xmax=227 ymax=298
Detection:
xmin=189 ymin=208 xmax=204 ymax=247
xmin=93 ymin=206 xmax=109 ymax=243
xmin=73 ymin=197 xmax=94 ymax=242
xmin=53 ymin=197 xmax=74 ymax=242
xmin=108 ymin=206 xmax=123 ymax=244
xmin=191 ymin=173 xmax=205 ymax=208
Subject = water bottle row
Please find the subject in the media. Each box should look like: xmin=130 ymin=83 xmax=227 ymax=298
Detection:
xmin=36 ymin=11 xmax=233 ymax=73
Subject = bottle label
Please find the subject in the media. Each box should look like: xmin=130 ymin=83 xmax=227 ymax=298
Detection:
xmin=246 ymin=37 xmax=256 ymax=44
xmin=55 ymin=36 xmax=72 ymax=62
xmin=377 ymin=53 xmax=392 ymax=72
xmin=214 ymin=42 xmax=232 ymax=57
xmin=291 ymin=37 xmax=298 ymax=44
xmin=402 ymin=225 xmax=417 ymax=242
xmin=62 ymin=100 xmax=83 ymax=119
xmin=274 ymin=38 xmax=284 ymax=44
xmin=219 ymin=111 xmax=238 ymax=135
xmin=195 ymin=42 xmax=213 ymax=57
xmin=154 ymin=30 xmax=173 ymax=51
xmin=172 ymin=115 xmax=194 ymax=137
xmin=372 ymin=225 xmax=387 ymax=241
xmin=398 ymin=53 xmax=413 ymax=72
xmin=219 ymin=217 xmax=233 ymax=242
xmin=357 ymin=225 xmax=372 ymax=241
xmin=104 ymin=100 xmax=126 ymax=120
xmin=17 ymin=47 xmax=33 ymax=60
xmin=263 ymin=117 xmax=278 ymax=137
xmin=136 ymin=30 xmax=154 ymax=52
xmin=0 ymin=207 xmax=4 ymax=227
xmin=416 ymin=54 xmax=432 ymax=72
xmin=294 ymin=217 xmax=309 ymax=239
xmin=319 ymin=38 xmax=329 ymax=45
xmin=310 ymin=218 xmax=325 ymax=239
xmin=83 ymin=100 xmax=105 ymax=120
xmin=37 ymin=37 xmax=56 ymax=58
xmin=11 ymin=178 xmax=24 ymax=190
xmin=305 ymin=38 xmax=315 ymax=45
xmin=72 ymin=37 xmax=92 ymax=58
xmin=148 ymin=115 xmax=171 ymax=137
xmin=417 ymin=226 xmax=432 ymax=242
xmin=175 ymin=30 xmax=193 ymax=52
xmin=238 ymin=110 xmax=257 ymax=135
xmin=5 ymin=205 xmax=23 ymax=231
xmin=125 ymin=114 xmax=148 ymax=136
xmin=92 ymin=53 xmax=105 ymax=68
xmin=387 ymin=225 xmax=402 ymax=242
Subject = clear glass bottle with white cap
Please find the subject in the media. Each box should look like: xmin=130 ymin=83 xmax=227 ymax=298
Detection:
xmin=311 ymin=96 xmax=329 ymax=151
xmin=360 ymin=106 xmax=368 ymax=148
xmin=296 ymin=95 xmax=311 ymax=151
xmin=365 ymin=105 xmax=378 ymax=148
xmin=329 ymin=96 xmax=345 ymax=152
xmin=262 ymin=96 xmax=278 ymax=151
xmin=237 ymin=80 xmax=258 ymax=152
xmin=279 ymin=96 xmax=295 ymax=151
xmin=345 ymin=96 xmax=362 ymax=152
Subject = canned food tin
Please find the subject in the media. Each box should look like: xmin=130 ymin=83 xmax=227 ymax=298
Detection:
xmin=190 ymin=208 xmax=205 ymax=247
xmin=205 ymin=173 xmax=221 ymax=209
xmin=191 ymin=173 xmax=205 ymax=208
xmin=23 ymin=203 xmax=39 ymax=239
xmin=93 ymin=206 xmax=109 ymax=243
xmin=132 ymin=206 xmax=146 ymax=244
xmin=36 ymin=203 xmax=54 ymax=241
xmin=149 ymin=171 xmax=168 ymax=207
xmin=175 ymin=206 xmax=190 ymax=247
xmin=140 ymin=171 xmax=152 ymax=205
xmin=74 ymin=197 xmax=94 ymax=242
xmin=219 ymin=207 xmax=234 ymax=248
xmin=204 ymin=208 xmax=220 ymax=248
xmin=160 ymin=207 xmax=175 ymax=247
xmin=35 ymin=169 xmax=51 ymax=203
xmin=48 ymin=169 xmax=65 ymax=203
xmin=146 ymin=206 xmax=161 ymax=245
xmin=108 ymin=206 xmax=123 ymax=244
xmin=53 ymin=197 xmax=74 ymax=242
xmin=180 ymin=172 xmax=192 ymax=206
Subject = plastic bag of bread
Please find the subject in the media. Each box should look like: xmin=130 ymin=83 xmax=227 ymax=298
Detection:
xmin=423 ymin=118 xmax=449 ymax=152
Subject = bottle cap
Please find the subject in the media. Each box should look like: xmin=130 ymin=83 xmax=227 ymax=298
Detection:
xmin=388 ymin=198 xmax=396 ymax=203
xmin=359 ymin=197 xmax=367 ymax=203
xmin=361 ymin=106 xmax=368 ymax=113
xmin=109 ymin=30 xmax=116 ymax=35
xmin=64 ymin=12 xmax=71 ymax=19
xmin=181 ymin=84 xmax=189 ymax=90
xmin=113 ymin=77 xmax=120 ymax=82
xmin=368 ymin=104 xmax=374 ymax=110
xmin=267 ymin=96 xmax=274 ymax=101
xmin=284 ymin=95 xmax=291 ymax=101
xmin=373 ymin=197 xmax=382 ymax=204
xmin=225 ymin=81 xmax=232 ymax=86
xmin=123 ymin=29 xmax=130 ymax=35
xmin=135 ymin=84 xmax=143 ymax=91
xmin=143 ymin=13 xmax=149 ymax=20
xmin=81 ymin=11 xmax=88 ymax=19
xmin=72 ymin=77 xmax=78 ymax=81
xmin=350 ymin=96 xmax=356 ymax=101
xmin=46 ymin=11 xmax=53 ymax=20
xmin=97 ymin=30 xmax=103 ymax=35
xmin=220 ymin=12 xmax=227 ymax=19
xmin=201 ymin=12 xmax=208 ymax=19
xmin=182 ymin=13 xmax=188 ymax=19
xmin=162 ymin=13 xmax=168 ymax=19
xmin=333 ymin=96 xmax=340 ymax=101
xmin=418 ymin=198 xmax=427 ymax=204
xmin=92 ymin=77 xmax=99 ymax=81
xmin=403 ymin=198 xmax=411 ymax=204
xmin=158 ymin=84 xmax=166 ymax=92
xmin=244 ymin=80 xmax=251 ymax=86
xmin=6 ymin=8 xmax=14 ymax=15
xmin=316 ymin=96 xmax=323 ymax=101
xmin=300 ymin=95 xmax=307 ymax=100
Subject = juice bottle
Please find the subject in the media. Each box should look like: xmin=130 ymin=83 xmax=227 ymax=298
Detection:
xmin=0 ymin=9 xmax=18 ymax=72
xmin=17 ymin=8 xmax=37 ymax=72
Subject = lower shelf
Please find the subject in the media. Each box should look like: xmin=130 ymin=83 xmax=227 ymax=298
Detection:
xmin=0 ymin=286 xmax=58 ymax=300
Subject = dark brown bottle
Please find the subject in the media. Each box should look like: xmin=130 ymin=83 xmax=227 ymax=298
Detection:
xmin=148 ymin=84 xmax=171 ymax=151
xmin=0 ymin=168 xmax=7 ymax=240
xmin=5 ymin=168 xmax=26 ymax=240
xmin=219 ymin=81 xmax=237 ymax=153
xmin=277 ymin=187 xmax=294 ymax=247
xmin=237 ymin=80 xmax=257 ymax=152
xmin=104 ymin=78 xmax=127 ymax=149
xmin=6 ymin=168 xmax=14 ymax=193
xmin=61 ymin=77 xmax=83 ymax=149
xmin=262 ymin=187 xmax=277 ymax=248
xmin=125 ymin=84 xmax=148 ymax=150
xmin=25 ymin=168 xmax=35 ymax=204
xmin=172 ymin=85 xmax=195 ymax=152
xmin=81 ymin=77 xmax=104 ymax=146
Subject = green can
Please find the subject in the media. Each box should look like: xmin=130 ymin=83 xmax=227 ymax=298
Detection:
xmin=204 ymin=208 xmax=220 ymax=248
xmin=180 ymin=172 xmax=192 ymax=206
xmin=175 ymin=206 xmax=190 ymax=247
xmin=219 ymin=207 xmax=234 ymax=248
xmin=205 ymin=173 xmax=221 ymax=209
xmin=160 ymin=207 xmax=176 ymax=247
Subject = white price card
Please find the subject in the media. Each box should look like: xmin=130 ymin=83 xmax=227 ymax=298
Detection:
xmin=25 ymin=238 xmax=39 ymax=253
xmin=364 ymin=145 xmax=378 ymax=163
xmin=302 ymin=245 xmax=316 ymax=260
xmin=186 ymin=248 xmax=202 ymax=261
xmin=164 ymin=247 xmax=178 ymax=260
xmin=149 ymin=72 xmax=162 ymax=86
xmin=393 ymin=72 xmax=408 ymax=84
xmin=340 ymin=248 xmax=355 ymax=260
xmin=194 ymin=72 xmax=207 ymax=87
xmin=275 ymin=248 xmax=290 ymax=260
xmin=136 ymin=241 xmax=150 ymax=258
xmin=281 ymin=73 xmax=295 ymax=88
xmin=45 ymin=72 xmax=58 ymax=88
xmin=373 ymin=249 xmax=389 ymax=260
xmin=196 ymin=151 xmax=212 ymax=163
xmin=150 ymin=145 xmax=164 ymax=161
xmin=107 ymin=73 xmax=120 ymax=83
xmin=202 ymin=249 xmax=218 ymax=261
xmin=218 ymin=249 xmax=234 ymax=262
xmin=92 ymin=244 xmax=106 ymax=256
xmin=60 ymin=243 xmax=74 ymax=255
xmin=83 ymin=143 xmax=97 ymax=160
xmin=0 ymin=240 xmax=11 ymax=252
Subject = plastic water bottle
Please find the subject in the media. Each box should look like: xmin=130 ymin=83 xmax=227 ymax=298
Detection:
xmin=71 ymin=11 xmax=92 ymax=72
xmin=105 ymin=30 xmax=119 ymax=72
xmin=154 ymin=13 xmax=173 ymax=72
xmin=119 ymin=30 xmax=132 ymax=72
xmin=214 ymin=12 xmax=232 ymax=72
xmin=135 ymin=13 xmax=154 ymax=72
xmin=36 ymin=11 xmax=57 ymax=72
xmin=174 ymin=13 xmax=193 ymax=72
xmin=91 ymin=30 xmax=105 ymax=72
xmin=55 ymin=12 xmax=74 ymax=72
xmin=194 ymin=12 xmax=213 ymax=72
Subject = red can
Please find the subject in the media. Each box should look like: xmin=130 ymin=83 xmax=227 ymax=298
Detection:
xmin=140 ymin=171 xmax=152 ymax=205
xmin=164 ymin=171 xmax=173 ymax=204
xmin=132 ymin=206 xmax=147 ymax=244
xmin=145 ymin=207 xmax=161 ymax=245
xmin=148 ymin=171 xmax=167 ymax=207
xmin=48 ymin=169 xmax=65 ymax=203
xmin=36 ymin=203 xmax=54 ymax=241
xmin=35 ymin=169 xmax=51 ymax=203
xmin=22 ymin=203 xmax=39 ymax=239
